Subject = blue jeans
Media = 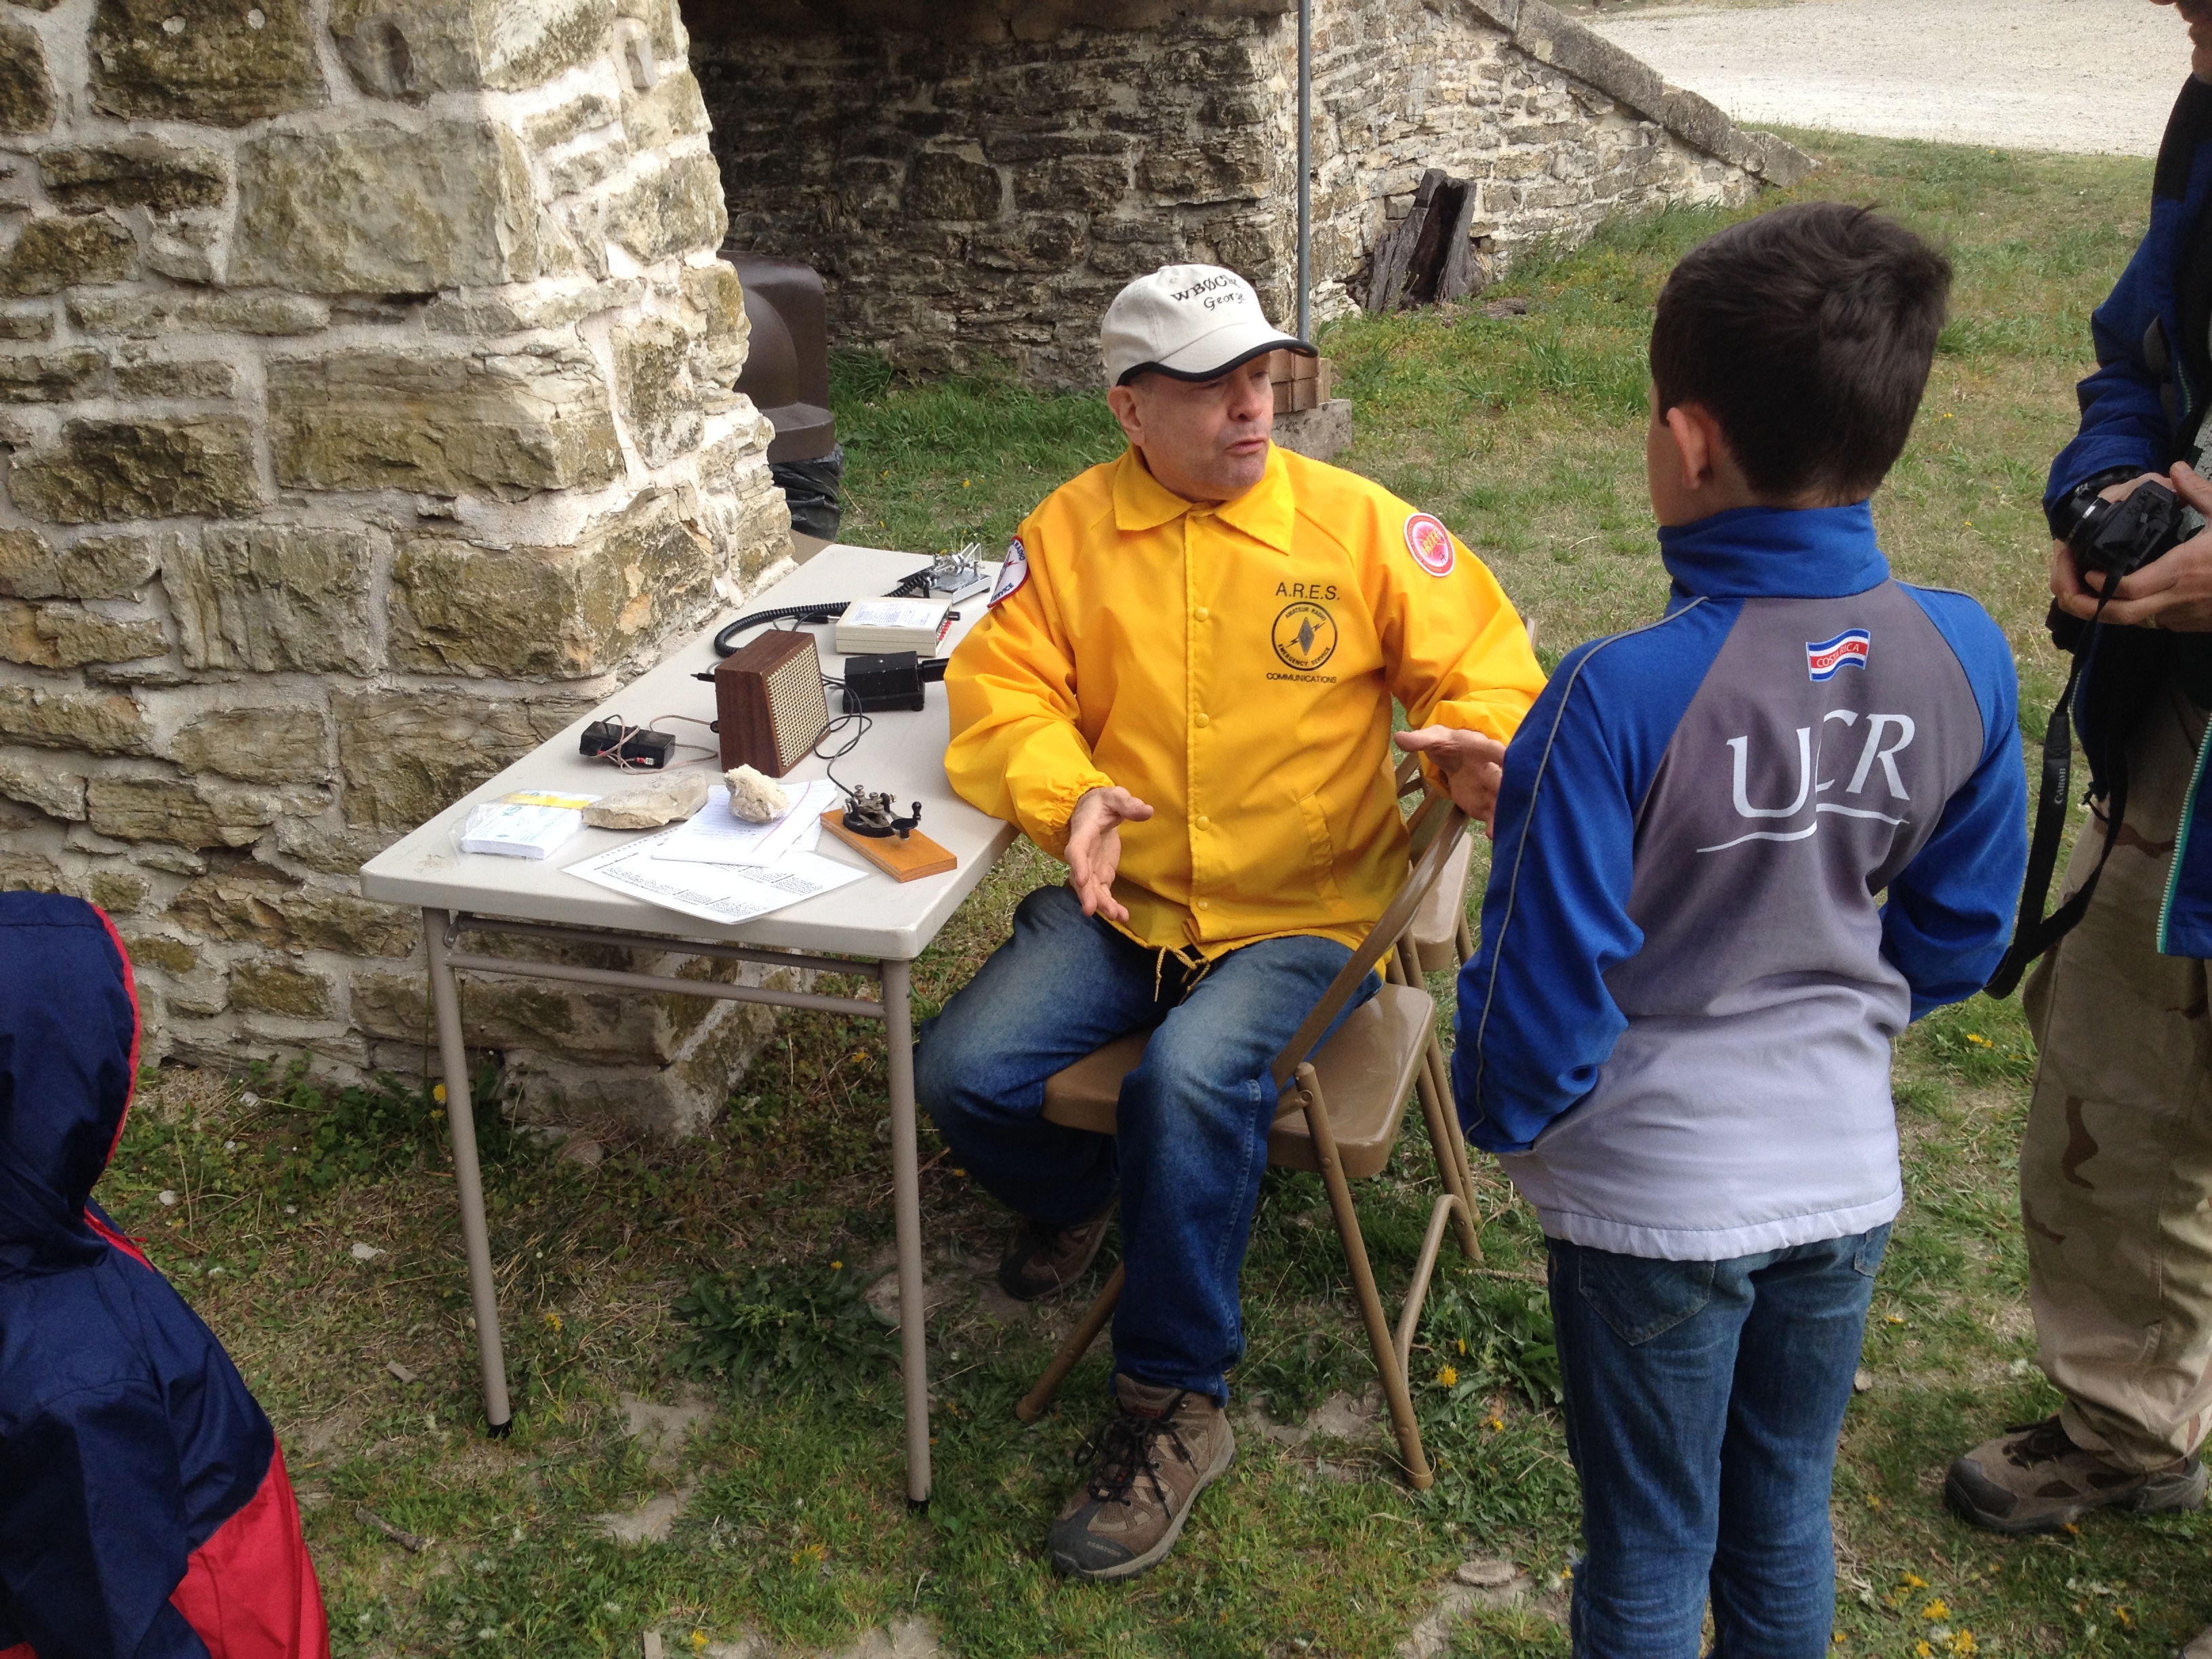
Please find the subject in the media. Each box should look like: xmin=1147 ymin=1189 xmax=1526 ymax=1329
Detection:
xmin=1547 ymin=1226 xmax=1892 ymax=1659
xmin=916 ymin=884 xmax=1370 ymax=1402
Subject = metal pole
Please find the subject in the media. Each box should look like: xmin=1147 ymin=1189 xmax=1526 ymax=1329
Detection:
xmin=424 ymin=909 xmax=513 ymax=1436
xmin=1297 ymin=0 xmax=1313 ymax=342
xmin=882 ymin=958 xmax=932 ymax=1505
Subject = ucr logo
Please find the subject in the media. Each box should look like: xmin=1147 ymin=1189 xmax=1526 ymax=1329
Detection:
xmin=1272 ymin=601 xmax=1338 ymax=672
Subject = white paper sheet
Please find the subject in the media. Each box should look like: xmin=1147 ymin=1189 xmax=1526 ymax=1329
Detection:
xmin=649 ymin=780 xmax=840 ymax=867
xmin=566 ymin=832 xmax=866 ymax=926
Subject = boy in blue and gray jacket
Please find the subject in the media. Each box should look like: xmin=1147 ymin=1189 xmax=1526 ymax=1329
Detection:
xmin=1454 ymin=203 xmax=2029 ymax=1658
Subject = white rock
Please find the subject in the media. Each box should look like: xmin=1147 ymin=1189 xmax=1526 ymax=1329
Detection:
xmin=157 ymin=1189 xmax=178 ymax=1206
xmin=583 ymin=771 xmax=710 ymax=830
xmin=350 ymin=1240 xmax=385 ymax=1261
xmin=725 ymin=764 xmax=790 ymax=823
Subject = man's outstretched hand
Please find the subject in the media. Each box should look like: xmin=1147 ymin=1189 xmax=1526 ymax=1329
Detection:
xmin=1065 ymin=785 xmax=1153 ymax=922
xmin=1395 ymin=726 xmax=1509 ymax=830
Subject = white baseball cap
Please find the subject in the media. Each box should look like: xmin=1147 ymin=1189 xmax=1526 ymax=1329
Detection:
xmin=1100 ymin=264 xmax=1314 ymax=388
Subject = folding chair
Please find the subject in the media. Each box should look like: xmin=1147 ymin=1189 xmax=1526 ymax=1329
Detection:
xmin=1012 ymin=789 xmax=1484 ymax=1490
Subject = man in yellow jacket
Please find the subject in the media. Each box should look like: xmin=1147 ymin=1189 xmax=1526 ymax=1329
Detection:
xmin=917 ymin=265 xmax=1544 ymax=1580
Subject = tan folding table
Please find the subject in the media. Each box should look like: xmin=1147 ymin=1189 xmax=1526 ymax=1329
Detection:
xmin=359 ymin=544 xmax=1016 ymax=1504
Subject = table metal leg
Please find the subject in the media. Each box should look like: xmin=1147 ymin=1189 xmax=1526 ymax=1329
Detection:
xmin=881 ymin=958 xmax=931 ymax=1505
xmin=423 ymin=908 xmax=514 ymax=1437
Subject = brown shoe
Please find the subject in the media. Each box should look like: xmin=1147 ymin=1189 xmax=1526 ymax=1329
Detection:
xmin=1048 ymin=1374 xmax=1235 ymax=1580
xmin=996 ymin=1204 xmax=1113 ymax=1302
xmin=1945 ymin=1415 xmax=2207 ymax=1534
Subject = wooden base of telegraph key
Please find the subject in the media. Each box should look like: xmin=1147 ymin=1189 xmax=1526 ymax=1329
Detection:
xmin=819 ymin=811 xmax=958 ymax=881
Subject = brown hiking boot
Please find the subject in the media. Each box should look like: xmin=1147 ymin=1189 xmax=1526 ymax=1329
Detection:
xmin=1945 ymin=1415 xmax=2207 ymax=1534
xmin=996 ymin=1204 xmax=1113 ymax=1302
xmin=1048 ymin=1374 xmax=1235 ymax=1580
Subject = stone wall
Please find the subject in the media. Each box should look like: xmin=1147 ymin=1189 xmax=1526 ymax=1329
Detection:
xmin=691 ymin=0 xmax=1809 ymax=387
xmin=2 ymin=0 xmax=794 ymax=1132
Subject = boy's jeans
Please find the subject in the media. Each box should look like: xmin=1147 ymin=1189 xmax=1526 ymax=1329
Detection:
xmin=1547 ymin=1225 xmax=1892 ymax=1659
xmin=915 ymin=884 xmax=1369 ymax=1402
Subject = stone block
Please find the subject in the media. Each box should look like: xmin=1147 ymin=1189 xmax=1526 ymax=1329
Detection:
xmin=281 ymin=887 xmax=418 ymax=955
xmin=266 ymin=348 xmax=621 ymax=501
xmin=905 ymin=151 xmax=1002 ymax=221
xmin=166 ymin=867 xmax=293 ymax=944
xmin=88 ymin=869 xmax=150 ymax=914
xmin=119 ymin=930 xmax=197 ymax=974
xmin=0 ymin=348 xmax=108 ymax=403
xmin=164 ymin=974 xmax=230 ymax=1017
xmin=548 ymin=146 xmax=626 ymax=199
xmin=1011 ymin=156 xmax=1129 ymax=215
xmin=0 ymin=753 xmax=87 ymax=820
xmin=0 ymin=311 xmax=55 ymax=342
xmin=0 ymin=215 xmax=140 ymax=297
xmin=38 ymin=139 xmax=228 ymax=213
xmin=85 ymin=776 xmax=285 ymax=848
xmin=7 ymin=418 xmax=261 ymax=524
xmin=270 ymin=817 xmax=391 ymax=875
xmin=68 ymin=290 xmax=329 ymax=336
xmin=621 ymin=66 xmax=709 ymax=151
xmin=970 ymin=214 xmax=1084 ymax=272
xmin=234 ymin=121 xmax=552 ymax=294
xmin=0 ymin=529 xmax=159 ymax=600
xmin=525 ymin=93 xmax=619 ymax=152
xmin=333 ymin=687 xmax=590 ymax=830
xmin=352 ymin=968 xmax=674 ymax=1061
xmin=603 ymin=151 xmax=727 ymax=266
xmin=0 ymin=852 xmax=71 ymax=895
xmin=390 ymin=492 xmax=712 ymax=678
xmin=0 ymin=600 xmax=167 ymax=667
xmin=681 ymin=261 xmax=748 ymax=382
xmin=231 ymin=960 xmax=335 ymax=1019
xmin=167 ymin=525 xmax=377 ymax=674
xmin=89 ymin=0 xmax=326 ymax=126
xmin=0 ymin=686 xmax=150 ymax=755
xmin=114 ymin=359 xmax=239 ymax=399
xmin=425 ymin=278 xmax=643 ymax=335
xmin=329 ymin=0 xmax=614 ymax=101
xmin=171 ymin=704 xmax=330 ymax=785
xmin=0 ymin=21 xmax=58 ymax=134
xmin=613 ymin=318 xmax=701 ymax=466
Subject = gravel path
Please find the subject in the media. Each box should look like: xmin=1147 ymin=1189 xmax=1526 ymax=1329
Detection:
xmin=1590 ymin=0 xmax=2192 ymax=157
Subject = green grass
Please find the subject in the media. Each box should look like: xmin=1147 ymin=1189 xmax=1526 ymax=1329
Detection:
xmin=112 ymin=131 xmax=2212 ymax=1656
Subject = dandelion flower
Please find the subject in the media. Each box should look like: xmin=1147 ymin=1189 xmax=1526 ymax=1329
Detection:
xmin=433 ymin=1083 xmax=448 ymax=1104
xmin=831 ymin=1261 xmax=843 ymax=1271
xmin=1437 ymin=1365 xmax=1459 ymax=1388
xmin=1922 ymin=1600 xmax=1949 ymax=1621
xmin=544 ymin=1311 xmax=562 ymax=1333
xmin=691 ymin=1635 xmax=708 ymax=1652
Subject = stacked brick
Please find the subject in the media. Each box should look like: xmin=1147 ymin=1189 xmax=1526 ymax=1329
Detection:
xmin=698 ymin=0 xmax=1810 ymax=388
xmin=0 ymin=0 xmax=794 ymax=1131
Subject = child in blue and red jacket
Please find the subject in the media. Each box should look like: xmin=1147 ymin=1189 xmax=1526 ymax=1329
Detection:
xmin=1454 ymin=205 xmax=2029 ymax=1657
xmin=0 ymin=893 xmax=329 ymax=1659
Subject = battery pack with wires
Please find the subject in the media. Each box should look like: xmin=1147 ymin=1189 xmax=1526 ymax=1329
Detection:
xmin=580 ymin=720 xmax=676 ymax=769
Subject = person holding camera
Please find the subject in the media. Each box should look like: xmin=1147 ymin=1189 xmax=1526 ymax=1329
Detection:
xmin=1945 ymin=14 xmax=2212 ymax=1643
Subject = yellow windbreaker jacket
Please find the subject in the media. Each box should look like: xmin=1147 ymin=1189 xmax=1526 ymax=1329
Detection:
xmin=945 ymin=443 xmax=1546 ymax=958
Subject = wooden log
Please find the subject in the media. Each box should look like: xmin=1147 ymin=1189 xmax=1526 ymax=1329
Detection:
xmin=1435 ymin=187 xmax=1487 ymax=302
xmin=1366 ymin=168 xmax=1447 ymax=312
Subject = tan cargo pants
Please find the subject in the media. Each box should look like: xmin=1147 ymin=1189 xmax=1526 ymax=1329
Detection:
xmin=2022 ymin=674 xmax=2212 ymax=1470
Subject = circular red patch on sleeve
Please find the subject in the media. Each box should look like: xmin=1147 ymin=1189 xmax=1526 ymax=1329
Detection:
xmin=1404 ymin=513 xmax=1456 ymax=577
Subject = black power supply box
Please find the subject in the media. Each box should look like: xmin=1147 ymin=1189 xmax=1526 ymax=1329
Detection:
xmin=840 ymin=651 xmax=953 ymax=714
xmin=580 ymin=720 xmax=676 ymax=769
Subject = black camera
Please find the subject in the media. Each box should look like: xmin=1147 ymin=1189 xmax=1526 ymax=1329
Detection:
xmin=2068 ymin=478 xmax=2188 ymax=582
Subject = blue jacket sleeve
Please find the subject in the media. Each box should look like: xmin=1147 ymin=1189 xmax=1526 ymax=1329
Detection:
xmin=1887 ymin=590 xmax=2030 ymax=1017
xmin=0 ymin=1383 xmax=211 ymax=1659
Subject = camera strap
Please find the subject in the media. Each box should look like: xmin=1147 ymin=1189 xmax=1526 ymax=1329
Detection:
xmin=1984 ymin=622 xmax=2130 ymax=999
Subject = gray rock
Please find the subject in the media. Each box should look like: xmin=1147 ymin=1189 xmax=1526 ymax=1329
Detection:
xmin=168 ymin=525 xmax=378 ymax=674
xmin=905 ymin=152 xmax=1002 ymax=221
xmin=171 ymin=705 xmax=331 ymax=785
xmin=0 ymin=754 xmax=87 ymax=821
xmin=0 ymin=310 xmax=54 ymax=342
xmin=233 ymin=121 xmax=551 ymax=293
xmin=424 ymin=277 xmax=643 ymax=336
xmin=270 ymin=817 xmax=392 ymax=875
xmin=329 ymin=0 xmax=614 ymax=101
xmin=584 ymin=770 xmax=708 ymax=828
xmin=0 ymin=529 xmax=158 ymax=600
xmin=0 ymin=214 xmax=140 ymax=297
xmin=114 ymin=359 xmax=239 ymax=400
xmin=0 ymin=22 xmax=57 ymax=134
xmin=85 ymin=776 xmax=285 ymax=848
xmin=230 ymin=959 xmax=335 ymax=1019
xmin=0 ymin=599 xmax=165 ymax=666
xmin=621 ymin=66 xmax=708 ymax=151
xmin=8 ymin=419 xmax=261 ymax=524
xmin=333 ymin=688 xmax=591 ymax=830
xmin=613 ymin=317 xmax=701 ymax=467
xmin=68 ymin=289 xmax=328 ymax=337
xmin=603 ymin=151 xmax=726 ymax=265
xmin=524 ymin=93 xmax=619 ymax=152
xmin=266 ymin=346 xmax=621 ymax=500
xmin=38 ymin=139 xmax=228 ymax=213
xmin=89 ymin=0 xmax=327 ymax=125
xmin=0 ymin=348 xmax=108 ymax=403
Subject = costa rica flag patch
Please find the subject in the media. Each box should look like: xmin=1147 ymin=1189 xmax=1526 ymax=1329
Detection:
xmin=1806 ymin=629 xmax=1870 ymax=681
xmin=1403 ymin=513 xmax=1456 ymax=577
xmin=989 ymin=537 xmax=1029 ymax=607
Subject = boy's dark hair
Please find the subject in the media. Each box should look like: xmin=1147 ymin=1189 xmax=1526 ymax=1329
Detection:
xmin=1650 ymin=203 xmax=1952 ymax=501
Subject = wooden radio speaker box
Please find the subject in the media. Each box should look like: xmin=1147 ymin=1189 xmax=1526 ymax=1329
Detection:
xmin=715 ymin=630 xmax=830 ymax=777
